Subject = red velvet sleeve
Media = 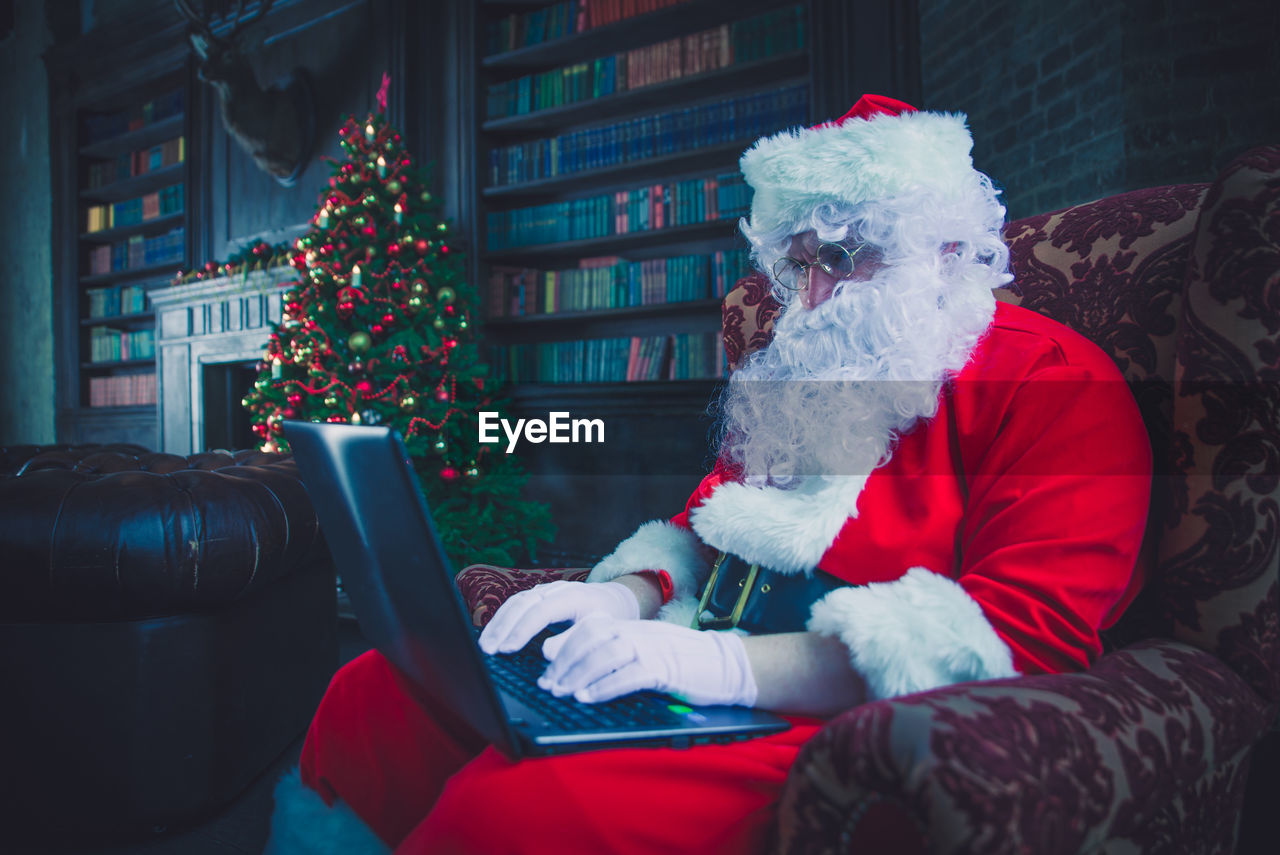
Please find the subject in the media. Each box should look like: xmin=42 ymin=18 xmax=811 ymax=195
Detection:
xmin=955 ymin=363 xmax=1152 ymax=675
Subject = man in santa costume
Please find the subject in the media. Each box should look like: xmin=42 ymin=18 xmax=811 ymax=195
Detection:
xmin=266 ymin=95 xmax=1151 ymax=854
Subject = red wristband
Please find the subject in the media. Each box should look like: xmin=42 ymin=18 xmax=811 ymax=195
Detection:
xmin=638 ymin=569 xmax=674 ymax=605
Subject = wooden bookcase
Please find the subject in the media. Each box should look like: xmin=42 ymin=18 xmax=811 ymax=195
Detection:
xmin=473 ymin=0 xmax=811 ymax=394
xmin=460 ymin=0 xmax=816 ymax=557
xmin=46 ymin=17 xmax=194 ymax=449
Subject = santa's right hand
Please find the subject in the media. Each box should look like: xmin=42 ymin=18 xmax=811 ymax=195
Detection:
xmin=478 ymin=580 xmax=640 ymax=655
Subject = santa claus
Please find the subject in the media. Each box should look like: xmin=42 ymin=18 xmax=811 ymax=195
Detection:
xmin=266 ymin=95 xmax=1151 ymax=854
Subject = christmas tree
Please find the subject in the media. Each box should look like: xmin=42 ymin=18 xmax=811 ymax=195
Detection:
xmin=244 ymin=77 xmax=553 ymax=567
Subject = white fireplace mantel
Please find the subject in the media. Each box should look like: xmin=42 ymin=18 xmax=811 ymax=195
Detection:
xmin=150 ymin=268 xmax=297 ymax=455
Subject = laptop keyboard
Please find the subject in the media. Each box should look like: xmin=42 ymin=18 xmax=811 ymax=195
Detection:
xmin=482 ymin=631 xmax=681 ymax=731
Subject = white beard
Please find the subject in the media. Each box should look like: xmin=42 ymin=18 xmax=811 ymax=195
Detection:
xmin=717 ymin=256 xmax=997 ymax=486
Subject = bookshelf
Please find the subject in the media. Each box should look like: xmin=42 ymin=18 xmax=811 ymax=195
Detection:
xmin=74 ymin=73 xmax=187 ymax=416
xmin=475 ymin=0 xmax=811 ymax=391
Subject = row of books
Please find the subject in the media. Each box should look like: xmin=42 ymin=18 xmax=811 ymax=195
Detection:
xmin=488 ymin=85 xmax=808 ymax=186
xmin=487 ymin=173 xmax=750 ymax=250
xmin=500 ymin=331 xmax=726 ymax=383
xmin=83 ymin=89 xmax=184 ymax=145
xmin=85 ymin=184 xmax=184 ymax=232
xmin=488 ymin=248 xmax=753 ymax=317
xmin=485 ymin=5 xmax=804 ymax=119
xmin=87 ymin=228 xmax=185 ymax=274
xmin=484 ymin=0 xmax=692 ymax=56
xmin=87 ymin=284 xmax=148 ymax=318
xmin=87 ymin=137 xmax=185 ymax=189
xmin=88 ymin=372 xmax=157 ymax=407
xmin=88 ymin=327 xmax=156 ymax=363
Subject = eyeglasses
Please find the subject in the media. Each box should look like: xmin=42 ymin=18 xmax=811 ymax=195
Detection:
xmin=771 ymin=242 xmax=870 ymax=291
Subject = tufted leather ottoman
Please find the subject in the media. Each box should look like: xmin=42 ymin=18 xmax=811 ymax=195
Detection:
xmin=0 ymin=446 xmax=338 ymax=843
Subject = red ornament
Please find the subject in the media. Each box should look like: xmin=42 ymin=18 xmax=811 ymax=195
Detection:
xmin=204 ymin=261 xmax=218 ymax=272
xmin=282 ymin=408 xmax=298 ymax=419
xmin=435 ymin=387 xmax=450 ymax=402
xmin=439 ymin=466 xmax=460 ymax=482
xmin=382 ymin=312 xmax=396 ymax=325
xmin=355 ymin=380 xmax=373 ymax=395
xmin=287 ymin=393 xmax=302 ymax=406
xmin=391 ymin=279 xmax=404 ymax=291
xmin=362 ymin=226 xmax=376 ymax=237
xmin=443 ymin=338 xmax=458 ymax=350
xmin=439 ymin=244 xmax=449 ymax=254
xmin=415 ymin=239 xmax=429 ymax=254
xmin=386 ymin=242 xmax=400 ymax=257
xmin=443 ymin=305 xmax=455 ymax=316
xmin=371 ymin=324 xmax=384 ymax=336
xmin=326 ymin=415 xmax=347 ymax=423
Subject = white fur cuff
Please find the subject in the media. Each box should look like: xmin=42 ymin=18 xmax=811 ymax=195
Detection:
xmin=807 ymin=567 xmax=1018 ymax=700
xmin=587 ymin=520 xmax=711 ymax=601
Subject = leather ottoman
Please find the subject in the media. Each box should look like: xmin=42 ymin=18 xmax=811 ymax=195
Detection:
xmin=0 ymin=445 xmax=338 ymax=844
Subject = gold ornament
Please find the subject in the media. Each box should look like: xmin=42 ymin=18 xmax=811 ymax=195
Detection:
xmin=432 ymin=438 xmax=447 ymax=454
xmin=432 ymin=316 xmax=446 ymax=331
xmin=420 ymin=191 xmax=432 ymax=203
xmin=399 ymin=395 xmax=417 ymax=412
xmin=254 ymin=378 xmax=270 ymax=391
xmin=323 ymin=393 xmax=339 ymax=408
xmin=437 ymin=286 xmax=456 ymax=305
xmin=411 ymin=279 xmax=427 ymax=294
xmin=400 ymin=233 xmax=415 ymax=247
xmin=334 ymin=204 xmax=348 ymax=218
xmin=362 ymin=191 xmax=377 ymax=208
xmin=436 ymin=222 xmax=448 ymax=233
xmin=457 ymin=317 xmax=469 ymax=331
xmin=386 ymin=179 xmax=402 ymax=196
xmin=463 ymin=465 xmax=480 ymax=479
xmin=352 ymin=214 xmax=368 ymax=228
xmin=407 ymin=295 xmax=424 ymax=312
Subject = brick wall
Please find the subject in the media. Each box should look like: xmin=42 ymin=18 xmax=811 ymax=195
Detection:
xmin=920 ymin=0 xmax=1280 ymax=220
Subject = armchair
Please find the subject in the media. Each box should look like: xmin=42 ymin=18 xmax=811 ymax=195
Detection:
xmin=455 ymin=144 xmax=1280 ymax=853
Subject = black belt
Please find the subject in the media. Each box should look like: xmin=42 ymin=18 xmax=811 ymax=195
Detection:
xmin=693 ymin=552 xmax=847 ymax=634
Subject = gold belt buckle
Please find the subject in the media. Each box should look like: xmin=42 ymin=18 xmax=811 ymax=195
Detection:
xmin=693 ymin=552 xmax=760 ymax=630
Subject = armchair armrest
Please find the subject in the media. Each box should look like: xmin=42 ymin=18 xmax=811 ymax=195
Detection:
xmin=456 ymin=564 xmax=590 ymax=627
xmin=776 ymin=639 xmax=1272 ymax=855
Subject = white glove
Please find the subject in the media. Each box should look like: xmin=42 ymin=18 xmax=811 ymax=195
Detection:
xmin=538 ymin=613 xmax=759 ymax=707
xmin=478 ymin=580 xmax=640 ymax=655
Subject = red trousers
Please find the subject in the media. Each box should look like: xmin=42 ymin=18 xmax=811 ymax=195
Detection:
xmin=300 ymin=650 xmax=823 ymax=854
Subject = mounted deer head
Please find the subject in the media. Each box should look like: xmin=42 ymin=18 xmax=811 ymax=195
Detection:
xmin=175 ymin=0 xmax=316 ymax=186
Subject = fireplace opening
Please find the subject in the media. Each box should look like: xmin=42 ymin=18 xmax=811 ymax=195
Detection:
xmin=202 ymin=362 xmax=260 ymax=452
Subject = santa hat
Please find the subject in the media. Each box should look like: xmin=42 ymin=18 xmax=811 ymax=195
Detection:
xmin=740 ymin=94 xmax=979 ymax=236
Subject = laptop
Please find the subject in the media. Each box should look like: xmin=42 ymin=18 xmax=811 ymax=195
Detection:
xmin=283 ymin=421 xmax=790 ymax=759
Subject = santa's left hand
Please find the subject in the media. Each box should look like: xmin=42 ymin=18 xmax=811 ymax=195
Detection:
xmin=538 ymin=613 xmax=759 ymax=706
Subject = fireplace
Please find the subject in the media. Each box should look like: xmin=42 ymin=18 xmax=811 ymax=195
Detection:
xmin=150 ymin=268 xmax=296 ymax=454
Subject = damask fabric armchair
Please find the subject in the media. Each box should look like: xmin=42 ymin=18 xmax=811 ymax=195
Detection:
xmin=455 ymin=145 xmax=1280 ymax=853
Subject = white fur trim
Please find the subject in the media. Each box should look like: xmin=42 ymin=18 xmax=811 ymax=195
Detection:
xmin=263 ymin=766 xmax=390 ymax=855
xmin=587 ymin=520 xmax=710 ymax=600
xmin=741 ymin=110 xmax=976 ymax=236
xmin=807 ymin=567 xmax=1018 ymax=700
xmin=655 ymin=594 xmax=700 ymax=628
xmin=688 ymin=475 xmax=868 ymax=574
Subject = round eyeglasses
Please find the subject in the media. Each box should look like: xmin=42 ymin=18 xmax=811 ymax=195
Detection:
xmin=771 ymin=242 xmax=870 ymax=291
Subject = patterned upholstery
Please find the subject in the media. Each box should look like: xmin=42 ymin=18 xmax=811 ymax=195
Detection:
xmin=455 ymin=144 xmax=1280 ymax=853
